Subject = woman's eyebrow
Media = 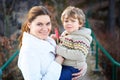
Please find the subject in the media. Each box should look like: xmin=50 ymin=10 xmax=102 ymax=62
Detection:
xmin=46 ymin=21 xmax=51 ymax=24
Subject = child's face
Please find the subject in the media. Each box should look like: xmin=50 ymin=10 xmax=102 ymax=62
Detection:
xmin=63 ymin=16 xmax=82 ymax=33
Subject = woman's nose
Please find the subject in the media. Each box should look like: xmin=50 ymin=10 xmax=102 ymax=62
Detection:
xmin=42 ymin=25 xmax=48 ymax=30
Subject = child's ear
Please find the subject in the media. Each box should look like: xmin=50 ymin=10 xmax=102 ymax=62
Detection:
xmin=79 ymin=22 xmax=83 ymax=27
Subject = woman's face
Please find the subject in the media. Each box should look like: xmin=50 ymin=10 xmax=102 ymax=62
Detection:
xmin=28 ymin=15 xmax=51 ymax=40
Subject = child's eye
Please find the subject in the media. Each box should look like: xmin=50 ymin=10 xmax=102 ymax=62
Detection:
xmin=64 ymin=20 xmax=68 ymax=22
xmin=71 ymin=20 xmax=75 ymax=22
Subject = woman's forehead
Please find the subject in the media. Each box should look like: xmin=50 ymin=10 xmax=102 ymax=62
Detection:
xmin=34 ymin=15 xmax=51 ymax=22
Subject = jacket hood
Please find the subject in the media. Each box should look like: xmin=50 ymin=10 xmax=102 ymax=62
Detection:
xmin=70 ymin=27 xmax=92 ymax=43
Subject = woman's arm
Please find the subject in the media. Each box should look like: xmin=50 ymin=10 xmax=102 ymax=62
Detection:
xmin=42 ymin=61 xmax=62 ymax=80
xmin=18 ymin=51 xmax=42 ymax=80
xmin=18 ymin=50 xmax=63 ymax=80
xmin=41 ymin=55 xmax=64 ymax=80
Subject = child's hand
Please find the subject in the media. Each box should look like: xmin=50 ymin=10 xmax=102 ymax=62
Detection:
xmin=50 ymin=34 xmax=60 ymax=44
xmin=50 ymin=34 xmax=57 ymax=40
xmin=61 ymin=31 xmax=68 ymax=37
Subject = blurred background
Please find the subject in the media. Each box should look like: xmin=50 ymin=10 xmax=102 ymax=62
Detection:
xmin=0 ymin=0 xmax=120 ymax=80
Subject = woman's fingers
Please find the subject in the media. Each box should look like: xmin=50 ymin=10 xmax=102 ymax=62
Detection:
xmin=72 ymin=63 xmax=87 ymax=80
xmin=72 ymin=73 xmax=82 ymax=80
xmin=72 ymin=70 xmax=81 ymax=76
xmin=72 ymin=70 xmax=82 ymax=80
xmin=72 ymin=76 xmax=80 ymax=80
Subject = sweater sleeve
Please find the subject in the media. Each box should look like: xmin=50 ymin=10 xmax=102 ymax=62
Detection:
xmin=18 ymin=51 xmax=42 ymax=80
xmin=18 ymin=50 xmax=62 ymax=80
xmin=56 ymin=45 xmax=86 ymax=61
xmin=42 ymin=61 xmax=62 ymax=80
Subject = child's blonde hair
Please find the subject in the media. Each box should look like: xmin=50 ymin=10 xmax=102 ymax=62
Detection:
xmin=61 ymin=6 xmax=85 ymax=25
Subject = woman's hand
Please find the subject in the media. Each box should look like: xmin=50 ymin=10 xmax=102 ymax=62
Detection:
xmin=72 ymin=63 xmax=87 ymax=80
xmin=55 ymin=55 xmax=64 ymax=65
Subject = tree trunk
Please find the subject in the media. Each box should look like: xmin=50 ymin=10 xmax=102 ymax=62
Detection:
xmin=118 ymin=0 xmax=120 ymax=27
xmin=108 ymin=0 xmax=115 ymax=36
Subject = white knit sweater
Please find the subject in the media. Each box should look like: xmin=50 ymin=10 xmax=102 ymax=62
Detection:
xmin=18 ymin=32 xmax=62 ymax=80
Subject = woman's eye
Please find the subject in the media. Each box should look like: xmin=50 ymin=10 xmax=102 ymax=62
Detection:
xmin=46 ymin=22 xmax=51 ymax=26
xmin=37 ymin=23 xmax=43 ymax=26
